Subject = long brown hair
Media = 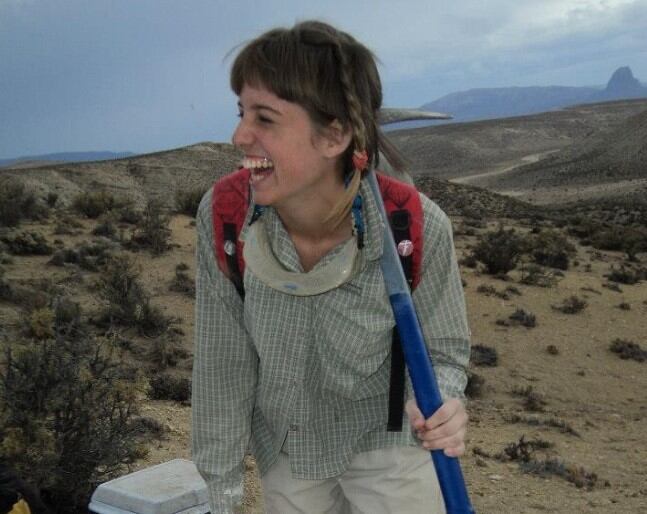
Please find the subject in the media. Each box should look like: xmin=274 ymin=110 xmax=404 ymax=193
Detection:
xmin=230 ymin=20 xmax=405 ymax=227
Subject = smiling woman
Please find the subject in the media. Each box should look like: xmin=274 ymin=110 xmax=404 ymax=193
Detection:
xmin=232 ymin=84 xmax=348 ymax=219
xmin=191 ymin=20 xmax=471 ymax=514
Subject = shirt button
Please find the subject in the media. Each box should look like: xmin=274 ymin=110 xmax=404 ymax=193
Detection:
xmin=289 ymin=424 xmax=299 ymax=432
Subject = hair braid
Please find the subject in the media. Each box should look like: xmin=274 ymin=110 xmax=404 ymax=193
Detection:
xmin=323 ymin=39 xmax=367 ymax=229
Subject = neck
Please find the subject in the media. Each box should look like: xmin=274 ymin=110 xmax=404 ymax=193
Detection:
xmin=274 ymin=168 xmax=350 ymax=242
xmin=276 ymin=194 xmax=351 ymax=243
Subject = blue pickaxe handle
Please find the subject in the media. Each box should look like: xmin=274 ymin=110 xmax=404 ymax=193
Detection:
xmin=367 ymin=170 xmax=475 ymax=514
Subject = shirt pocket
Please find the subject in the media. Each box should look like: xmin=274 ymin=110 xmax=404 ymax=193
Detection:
xmin=313 ymin=277 xmax=394 ymax=401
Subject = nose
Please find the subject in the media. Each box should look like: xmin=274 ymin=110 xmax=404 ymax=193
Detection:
xmin=231 ymin=115 xmax=253 ymax=149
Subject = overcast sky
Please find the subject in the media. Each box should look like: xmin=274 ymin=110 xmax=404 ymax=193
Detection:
xmin=1 ymin=0 xmax=646 ymax=158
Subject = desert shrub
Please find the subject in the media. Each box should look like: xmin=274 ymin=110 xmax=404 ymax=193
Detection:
xmin=0 ymin=249 xmax=13 ymax=265
xmin=602 ymin=281 xmax=622 ymax=292
xmin=175 ymin=187 xmax=205 ymax=217
xmin=97 ymin=254 xmax=170 ymax=336
xmin=511 ymin=385 xmax=546 ymax=411
xmin=605 ymin=265 xmax=643 ymax=285
xmin=520 ymin=458 xmax=598 ymax=489
xmin=0 ymin=266 xmax=12 ymax=301
xmin=45 ymin=192 xmax=58 ymax=208
xmin=527 ymin=229 xmax=576 ymax=270
xmin=552 ymin=295 xmax=587 ymax=314
xmin=129 ymin=416 xmax=167 ymax=439
xmin=470 ymin=344 xmax=498 ymax=367
xmin=53 ymin=213 xmax=83 ymax=235
xmin=454 ymin=224 xmax=476 ymax=237
xmin=493 ymin=436 xmax=598 ymax=489
xmin=459 ymin=254 xmax=478 ymax=268
xmin=169 ymin=267 xmax=195 ymax=297
xmin=92 ymin=218 xmax=118 ymax=239
xmin=617 ymin=302 xmax=631 ymax=310
xmin=0 ymin=337 xmax=143 ymax=513
xmin=463 ymin=213 xmax=485 ymax=228
xmin=0 ymin=231 xmax=53 ymax=256
xmin=609 ymin=339 xmax=646 ymax=362
xmin=148 ymin=373 xmax=191 ymax=403
xmin=508 ymin=308 xmax=536 ymax=328
xmin=116 ymin=202 xmax=142 ymax=224
xmin=464 ymin=372 xmax=484 ymax=399
xmin=476 ymin=284 xmax=496 ymax=295
xmin=20 ymin=298 xmax=82 ymax=341
xmin=72 ymin=191 xmax=116 ymax=218
xmin=476 ymin=284 xmax=521 ymax=300
xmin=503 ymin=414 xmax=579 ymax=436
xmin=546 ymin=344 xmax=559 ymax=355
xmin=27 ymin=307 xmax=55 ymax=340
xmin=129 ymin=200 xmax=171 ymax=255
xmin=51 ymin=296 xmax=83 ymax=338
xmin=498 ymin=436 xmax=553 ymax=463
xmin=149 ymin=338 xmax=189 ymax=370
xmin=567 ymin=217 xmax=600 ymax=240
xmin=519 ymin=263 xmax=558 ymax=288
xmin=471 ymin=225 xmax=525 ymax=275
xmin=591 ymin=226 xmax=647 ymax=261
xmin=0 ymin=179 xmax=46 ymax=227
xmin=49 ymin=239 xmax=117 ymax=271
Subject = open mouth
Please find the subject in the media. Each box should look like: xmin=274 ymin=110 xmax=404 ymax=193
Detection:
xmin=243 ymin=157 xmax=275 ymax=184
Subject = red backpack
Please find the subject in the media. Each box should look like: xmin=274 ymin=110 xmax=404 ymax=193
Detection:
xmin=211 ymin=167 xmax=424 ymax=431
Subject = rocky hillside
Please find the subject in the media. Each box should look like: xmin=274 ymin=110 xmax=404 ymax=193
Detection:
xmin=484 ymin=108 xmax=647 ymax=192
xmin=388 ymin=98 xmax=647 ymax=180
xmin=0 ymin=142 xmax=241 ymax=210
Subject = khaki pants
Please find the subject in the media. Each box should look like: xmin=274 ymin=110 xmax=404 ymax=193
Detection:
xmin=261 ymin=446 xmax=446 ymax=514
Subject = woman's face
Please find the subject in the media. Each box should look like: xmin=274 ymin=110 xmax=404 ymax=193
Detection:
xmin=232 ymin=83 xmax=346 ymax=211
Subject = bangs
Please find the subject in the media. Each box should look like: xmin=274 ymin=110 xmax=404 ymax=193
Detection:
xmin=230 ymin=29 xmax=346 ymax=127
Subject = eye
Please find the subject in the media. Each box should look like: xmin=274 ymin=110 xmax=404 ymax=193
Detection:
xmin=236 ymin=111 xmax=243 ymax=119
xmin=258 ymin=115 xmax=273 ymax=124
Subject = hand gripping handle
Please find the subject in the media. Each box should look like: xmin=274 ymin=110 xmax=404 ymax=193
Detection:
xmin=367 ymin=170 xmax=475 ymax=514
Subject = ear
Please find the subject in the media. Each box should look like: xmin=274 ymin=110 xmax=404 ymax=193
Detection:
xmin=318 ymin=119 xmax=353 ymax=159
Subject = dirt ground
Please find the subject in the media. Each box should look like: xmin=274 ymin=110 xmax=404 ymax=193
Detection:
xmin=4 ymin=206 xmax=644 ymax=513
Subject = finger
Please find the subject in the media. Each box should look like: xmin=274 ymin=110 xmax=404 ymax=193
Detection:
xmin=425 ymin=398 xmax=466 ymax=430
xmin=422 ymin=439 xmax=466 ymax=457
xmin=443 ymin=444 xmax=466 ymax=458
xmin=421 ymin=429 xmax=466 ymax=453
xmin=405 ymin=400 xmax=425 ymax=430
xmin=421 ymin=412 xmax=468 ymax=442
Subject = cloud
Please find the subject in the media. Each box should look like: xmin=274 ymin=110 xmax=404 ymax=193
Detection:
xmin=1 ymin=0 xmax=646 ymax=155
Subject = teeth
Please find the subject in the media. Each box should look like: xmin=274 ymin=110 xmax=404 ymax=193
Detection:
xmin=243 ymin=157 xmax=274 ymax=169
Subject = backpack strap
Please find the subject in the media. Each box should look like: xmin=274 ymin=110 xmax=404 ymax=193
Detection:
xmin=376 ymin=172 xmax=423 ymax=289
xmin=212 ymin=168 xmax=250 ymax=298
xmin=376 ymin=173 xmax=424 ymax=431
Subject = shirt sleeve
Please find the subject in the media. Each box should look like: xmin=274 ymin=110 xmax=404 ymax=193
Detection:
xmin=191 ymin=190 xmax=258 ymax=514
xmin=410 ymin=194 xmax=470 ymax=401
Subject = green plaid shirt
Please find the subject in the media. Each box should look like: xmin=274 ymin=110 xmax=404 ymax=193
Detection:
xmin=192 ymin=178 xmax=470 ymax=513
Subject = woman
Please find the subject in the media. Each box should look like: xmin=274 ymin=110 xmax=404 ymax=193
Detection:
xmin=192 ymin=20 xmax=470 ymax=514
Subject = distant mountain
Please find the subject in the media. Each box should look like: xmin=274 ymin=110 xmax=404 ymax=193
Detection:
xmin=590 ymin=66 xmax=647 ymax=102
xmin=0 ymin=151 xmax=136 ymax=168
xmin=417 ymin=67 xmax=647 ymax=124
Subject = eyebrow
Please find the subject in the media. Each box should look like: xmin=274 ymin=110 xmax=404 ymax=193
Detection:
xmin=237 ymin=101 xmax=282 ymax=116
